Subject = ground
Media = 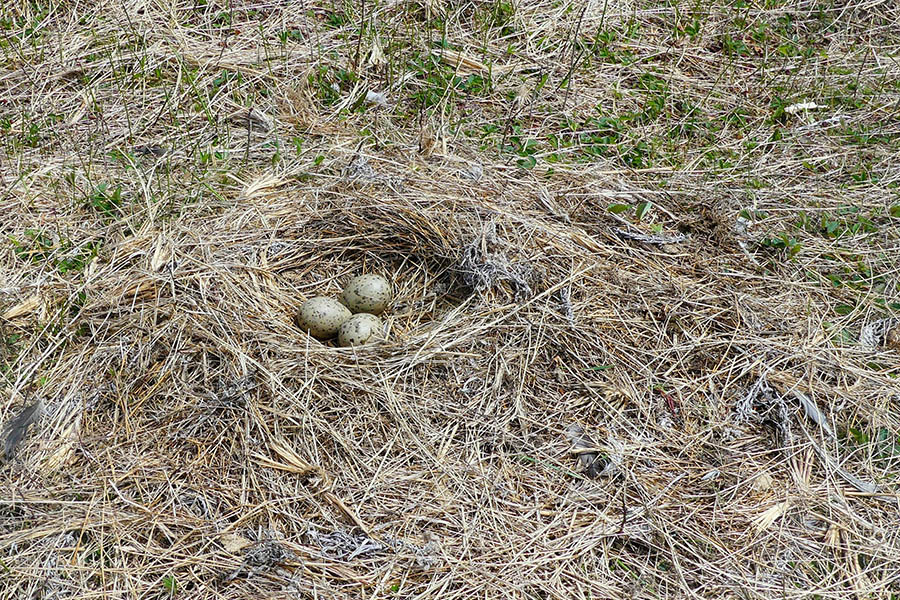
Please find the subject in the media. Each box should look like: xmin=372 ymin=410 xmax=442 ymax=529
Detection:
xmin=1 ymin=0 xmax=900 ymax=598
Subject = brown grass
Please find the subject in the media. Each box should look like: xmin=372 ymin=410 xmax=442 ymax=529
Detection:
xmin=2 ymin=0 xmax=900 ymax=598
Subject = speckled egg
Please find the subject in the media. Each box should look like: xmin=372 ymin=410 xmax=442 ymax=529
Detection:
xmin=340 ymin=274 xmax=391 ymax=315
xmin=338 ymin=313 xmax=383 ymax=347
xmin=296 ymin=296 xmax=352 ymax=339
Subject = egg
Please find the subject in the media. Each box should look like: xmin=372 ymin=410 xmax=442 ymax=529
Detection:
xmin=338 ymin=313 xmax=383 ymax=347
xmin=296 ymin=296 xmax=351 ymax=339
xmin=340 ymin=274 xmax=391 ymax=315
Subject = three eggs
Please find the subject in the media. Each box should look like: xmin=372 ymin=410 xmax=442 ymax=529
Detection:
xmin=295 ymin=274 xmax=391 ymax=346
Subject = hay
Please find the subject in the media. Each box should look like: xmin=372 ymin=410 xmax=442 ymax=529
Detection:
xmin=2 ymin=0 xmax=900 ymax=598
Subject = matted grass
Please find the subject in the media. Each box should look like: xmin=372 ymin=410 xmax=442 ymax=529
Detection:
xmin=2 ymin=0 xmax=900 ymax=598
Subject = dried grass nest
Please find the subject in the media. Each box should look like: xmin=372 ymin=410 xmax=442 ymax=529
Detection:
xmin=3 ymin=176 xmax=900 ymax=598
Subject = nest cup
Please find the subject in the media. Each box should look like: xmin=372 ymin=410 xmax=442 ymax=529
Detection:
xmin=280 ymin=202 xmax=467 ymax=342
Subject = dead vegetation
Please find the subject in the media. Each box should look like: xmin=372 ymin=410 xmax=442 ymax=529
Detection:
xmin=2 ymin=0 xmax=900 ymax=598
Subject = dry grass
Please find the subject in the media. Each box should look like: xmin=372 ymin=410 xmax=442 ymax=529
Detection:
xmin=2 ymin=0 xmax=900 ymax=598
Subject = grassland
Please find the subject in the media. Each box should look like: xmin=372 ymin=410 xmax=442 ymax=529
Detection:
xmin=1 ymin=0 xmax=900 ymax=598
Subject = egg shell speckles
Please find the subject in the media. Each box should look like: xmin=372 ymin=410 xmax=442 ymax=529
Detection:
xmin=296 ymin=296 xmax=352 ymax=339
xmin=338 ymin=313 xmax=383 ymax=347
xmin=340 ymin=274 xmax=391 ymax=315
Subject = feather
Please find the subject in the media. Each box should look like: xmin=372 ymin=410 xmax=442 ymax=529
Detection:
xmin=2 ymin=399 xmax=44 ymax=458
xmin=564 ymin=423 xmax=608 ymax=478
